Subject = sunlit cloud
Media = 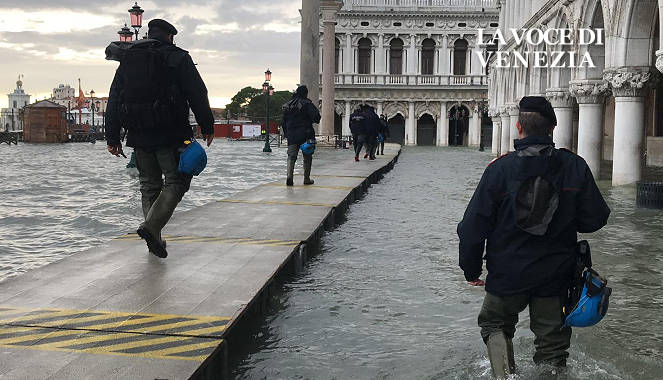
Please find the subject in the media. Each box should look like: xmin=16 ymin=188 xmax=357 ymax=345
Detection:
xmin=0 ymin=9 xmax=116 ymax=33
xmin=195 ymin=22 xmax=241 ymax=35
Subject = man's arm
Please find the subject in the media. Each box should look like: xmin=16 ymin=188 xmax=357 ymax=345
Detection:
xmin=457 ymin=166 xmax=499 ymax=283
xmin=105 ymin=69 xmax=126 ymax=157
xmin=178 ymin=54 xmax=215 ymax=145
xmin=577 ymin=165 xmax=610 ymax=233
xmin=307 ymin=101 xmax=321 ymax=124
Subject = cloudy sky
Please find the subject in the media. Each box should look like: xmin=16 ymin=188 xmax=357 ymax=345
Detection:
xmin=0 ymin=0 xmax=303 ymax=109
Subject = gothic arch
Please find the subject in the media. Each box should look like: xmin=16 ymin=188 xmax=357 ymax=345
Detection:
xmin=334 ymin=102 xmax=345 ymax=116
xmin=415 ymin=102 xmax=439 ymax=119
xmin=383 ymin=102 xmax=408 ymax=119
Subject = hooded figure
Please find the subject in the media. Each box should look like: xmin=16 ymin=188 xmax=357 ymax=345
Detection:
xmin=281 ymin=85 xmax=321 ymax=186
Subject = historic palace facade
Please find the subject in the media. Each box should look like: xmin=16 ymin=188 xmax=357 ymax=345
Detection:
xmin=320 ymin=0 xmax=499 ymax=146
xmin=489 ymin=0 xmax=663 ymax=185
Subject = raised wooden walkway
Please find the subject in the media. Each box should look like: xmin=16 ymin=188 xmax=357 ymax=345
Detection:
xmin=0 ymin=144 xmax=401 ymax=379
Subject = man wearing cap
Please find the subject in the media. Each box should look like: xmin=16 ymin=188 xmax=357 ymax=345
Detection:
xmin=106 ymin=19 xmax=215 ymax=258
xmin=457 ymin=96 xmax=610 ymax=378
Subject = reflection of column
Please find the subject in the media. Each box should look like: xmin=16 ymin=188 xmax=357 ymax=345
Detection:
xmin=546 ymin=89 xmax=574 ymax=150
xmin=343 ymin=100 xmax=351 ymax=136
xmin=320 ymin=0 xmax=342 ymax=136
xmin=300 ymin=0 xmax=320 ymax=132
xmin=407 ymin=101 xmax=416 ymax=145
xmin=605 ymin=68 xmax=656 ymax=185
xmin=508 ymin=104 xmax=519 ymax=151
xmin=438 ymin=101 xmax=448 ymax=146
xmin=500 ymin=109 xmax=510 ymax=154
xmin=470 ymin=105 xmax=481 ymax=147
xmin=441 ymin=35 xmax=449 ymax=75
xmin=570 ymin=80 xmax=610 ymax=178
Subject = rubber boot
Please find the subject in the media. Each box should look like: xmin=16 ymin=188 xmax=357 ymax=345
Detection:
xmin=486 ymin=332 xmax=516 ymax=379
xmin=140 ymin=188 xmax=181 ymax=258
xmin=141 ymin=194 xmax=166 ymax=253
xmin=286 ymin=157 xmax=295 ymax=186
xmin=303 ymin=155 xmax=314 ymax=185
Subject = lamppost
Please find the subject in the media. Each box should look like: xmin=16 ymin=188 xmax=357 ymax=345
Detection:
xmin=450 ymin=102 xmax=463 ymax=146
xmin=90 ymin=90 xmax=95 ymax=129
xmin=118 ymin=24 xmax=133 ymax=42
xmin=128 ymin=2 xmax=144 ymax=40
xmin=262 ymin=69 xmax=274 ymax=153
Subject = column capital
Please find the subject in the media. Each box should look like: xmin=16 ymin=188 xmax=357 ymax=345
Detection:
xmin=569 ymin=80 xmax=611 ymax=104
xmin=321 ymin=0 xmax=343 ymax=23
xmin=488 ymin=108 xmax=500 ymax=118
xmin=656 ymin=50 xmax=663 ymax=74
xmin=545 ymin=88 xmax=574 ymax=108
xmin=506 ymin=104 xmax=519 ymax=117
xmin=603 ymin=67 xmax=659 ymax=97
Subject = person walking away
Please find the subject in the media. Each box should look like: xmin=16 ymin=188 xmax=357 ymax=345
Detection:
xmin=363 ymin=105 xmax=380 ymax=160
xmin=105 ymin=19 xmax=215 ymax=259
xmin=350 ymin=107 xmax=366 ymax=162
xmin=378 ymin=114 xmax=390 ymax=155
xmin=281 ymin=85 xmax=321 ymax=186
xmin=457 ymin=96 xmax=610 ymax=378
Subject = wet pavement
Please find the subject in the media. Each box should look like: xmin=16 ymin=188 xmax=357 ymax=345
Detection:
xmin=233 ymin=147 xmax=663 ymax=380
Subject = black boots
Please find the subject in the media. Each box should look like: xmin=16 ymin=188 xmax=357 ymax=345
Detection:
xmin=286 ymin=156 xmax=295 ymax=186
xmin=486 ymin=332 xmax=516 ymax=379
xmin=303 ymin=154 xmax=313 ymax=185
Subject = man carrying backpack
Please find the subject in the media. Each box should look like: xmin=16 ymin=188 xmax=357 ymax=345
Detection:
xmin=105 ymin=19 xmax=215 ymax=259
xmin=457 ymin=96 xmax=610 ymax=378
xmin=281 ymin=85 xmax=321 ymax=186
xmin=349 ymin=107 xmax=366 ymax=162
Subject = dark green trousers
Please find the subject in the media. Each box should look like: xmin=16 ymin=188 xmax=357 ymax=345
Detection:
xmin=478 ymin=292 xmax=571 ymax=365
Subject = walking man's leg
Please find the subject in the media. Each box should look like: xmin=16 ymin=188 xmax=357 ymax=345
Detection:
xmin=135 ymin=148 xmax=163 ymax=219
xmin=286 ymin=144 xmax=299 ymax=186
xmin=478 ymin=292 xmax=528 ymax=379
xmin=529 ymin=296 xmax=572 ymax=367
xmin=303 ymin=153 xmax=314 ymax=185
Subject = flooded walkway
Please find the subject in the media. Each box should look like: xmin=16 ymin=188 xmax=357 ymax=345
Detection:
xmin=233 ymin=147 xmax=663 ymax=380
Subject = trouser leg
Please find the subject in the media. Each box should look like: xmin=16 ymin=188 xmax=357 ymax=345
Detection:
xmin=529 ymin=296 xmax=571 ymax=366
xmin=287 ymin=144 xmax=299 ymax=180
xmin=135 ymin=148 xmax=163 ymax=220
xmin=303 ymin=154 xmax=313 ymax=181
xmin=380 ymin=141 xmax=385 ymax=154
xmin=354 ymin=137 xmax=363 ymax=157
xmin=143 ymin=146 xmax=191 ymax=237
xmin=478 ymin=292 xmax=528 ymax=378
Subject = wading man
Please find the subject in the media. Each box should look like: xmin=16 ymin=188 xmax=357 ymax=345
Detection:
xmin=106 ymin=19 xmax=214 ymax=258
xmin=457 ymin=96 xmax=610 ymax=378
xmin=281 ymin=85 xmax=320 ymax=186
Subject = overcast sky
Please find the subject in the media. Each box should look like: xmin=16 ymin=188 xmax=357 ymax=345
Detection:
xmin=0 ymin=0 xmax=302 ymax=109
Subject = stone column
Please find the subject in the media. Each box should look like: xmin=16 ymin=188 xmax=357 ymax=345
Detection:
xmin=377 ymin=102 xmax=383 ymax=116
xmin=490 ymin=110 xmax=501 ymax=155
xmin=570 ymin=80 xmax=610 ymax=179
xmin=441 ymin=35 xmax=450 ymax=75
xmin=300 ymin=0 xmax=320 ymax=130
xmin=657 ymin=1 xmax=663 ymax=74
xmin=376 ymin=34 xmax=385 ymax=74
xmin=320 ymin=0 xmax=342 ymax=137
xmin=604 ymin=68 xmax=657 ymax=186
xmin=500 ymin=109 xmax=511 ymax=154
xmin=438 ymin=101 xmax=449 ymax=146
xmin=343 ymin=100 xmax=351 ymax=136
xmin=408 ymin=34 xmax=417 ymax=75
xmin=508 ymin=104 xmax=519 ymax=151
xmin=344 ymin=33 xmax=353 ymax=74
xmin=546 ymin=89 xmax=575 ymax=150
xmin=470 ymin=105 xmax=481 ymax=147
xmin=407 ymin=101 xmax=416 ymax=145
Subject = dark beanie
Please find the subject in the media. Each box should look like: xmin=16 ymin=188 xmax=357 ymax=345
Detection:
xmin=295 ymin=85 xmax=308 ymax=98
xmin=519 ymin=96 xmax=557 ymax=126
xmin=148 ymin=19 xmax=178 ymax=35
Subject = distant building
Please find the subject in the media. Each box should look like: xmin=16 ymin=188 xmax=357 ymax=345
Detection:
xmin=1 ymin=76 xmax=31 ymax=131
xmin=23 ymin=100 xmax=68 ymax=143
xmin=50 ymin=84 xmax=107 ymax=124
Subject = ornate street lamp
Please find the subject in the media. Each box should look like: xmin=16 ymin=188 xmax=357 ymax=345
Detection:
xmin=262 ymin=68 xmax=274 ymax=153
xmin=118 ymin=24 xmax=133 ymax=42
xmin=265 ymin=69 xmax=272 ymax=82
xmin=128 ymin=2 xmax=144 ymax=40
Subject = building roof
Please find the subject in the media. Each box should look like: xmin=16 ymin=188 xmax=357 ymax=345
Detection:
xmin=26 ymin=100 xmax=66 ymax=109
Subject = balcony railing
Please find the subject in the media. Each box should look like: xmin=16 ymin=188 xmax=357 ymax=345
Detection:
xmin=326 ymin=73 xmax=487 ymax=86
xmin=346 ymin=0 xmax=498 ymax=9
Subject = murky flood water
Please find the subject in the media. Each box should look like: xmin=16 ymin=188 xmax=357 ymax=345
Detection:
xmin=0 ymin=141 xmax=289 ymax=282
xmin=233 ymin=147 xmax=663 ymax=379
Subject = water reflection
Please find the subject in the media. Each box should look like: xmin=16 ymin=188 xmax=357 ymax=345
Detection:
xmin=234 ymin=147 xmax=663 ymax=379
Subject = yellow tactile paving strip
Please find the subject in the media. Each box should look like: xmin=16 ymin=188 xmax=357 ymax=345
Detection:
xmin=115 ymin=234 xmax=301 ymax=247
xmin=0 ymin=306 xmax=230 ymax=361
xmin=218 ymin=199 xmax=337 ymax=207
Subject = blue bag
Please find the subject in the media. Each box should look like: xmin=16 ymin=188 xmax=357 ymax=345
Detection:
xmin=301 ymin=139 xmax=316 ymax=155
xmin=377 ymin=133 xmax=384 ymax=143
xmin=178 ymin=140 xmax=207 ymax=176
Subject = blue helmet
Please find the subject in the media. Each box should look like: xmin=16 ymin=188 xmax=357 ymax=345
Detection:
xmin=564 ymin=270 xmax=611 ymax=328
xmin=178 ymin=140 xmax=207 ymax=176
xmin=301 ymin=139 xmax=316 ymax=155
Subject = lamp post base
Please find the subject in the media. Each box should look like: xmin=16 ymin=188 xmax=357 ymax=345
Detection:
xmin=263 ymin=140 xmax=272 ymax=153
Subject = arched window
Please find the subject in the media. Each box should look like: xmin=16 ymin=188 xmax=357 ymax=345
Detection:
xmin=421 ymin=38 xmax=436 ymax=75
xmin=358 ymin=38 xmax=372 ymax=74
xmin=389 ymin=38 xmax=404 ymax=75
xmin=453 ymin=39 xmax=468 ymax=75
xmin=335 ymin=38 xmax=341 ymax=74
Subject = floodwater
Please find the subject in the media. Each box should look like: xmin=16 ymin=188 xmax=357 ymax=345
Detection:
xmin=0 ymin=140 xmax=289 ymax=282
xmin=233 ymin=147 xmax=663 ymax=379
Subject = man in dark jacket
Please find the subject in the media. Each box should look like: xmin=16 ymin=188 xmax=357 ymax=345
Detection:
xmin=363 ymin=105 xmax=380 ymax=160
xmin=457 ymin=96 xmax=610 ymax=378
xmin=106 ymin=19 xmax=215 ymax=258
xmin=377 ymin=114 xmax=390 ymax=155
xmin=281 ymin=85 xmax=321 ymax=186
xmin=350 ymin=107 xmax=366 ymax=162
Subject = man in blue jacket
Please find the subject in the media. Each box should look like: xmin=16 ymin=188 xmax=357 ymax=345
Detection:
xmin=457 ymin=96 xmax=610 ymax=378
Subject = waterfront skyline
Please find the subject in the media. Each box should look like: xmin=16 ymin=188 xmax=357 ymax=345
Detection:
xmin=0 ymin=0 xmax=302 ymax=109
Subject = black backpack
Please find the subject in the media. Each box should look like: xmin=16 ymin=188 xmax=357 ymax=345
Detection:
xmin=118 ymin=41 xmax=176 ymax=132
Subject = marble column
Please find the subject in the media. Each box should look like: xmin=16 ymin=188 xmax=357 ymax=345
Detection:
xmin=343 ymin=100 xmax=351 ymax=136
xmin=377 ymin=102 xmax=383 ymax=116
xmin=376 ymin=34 xmax=385 ymax=74
xmin=546 ymin=89 xmax=575 ymax=150
xmin=500 ymin=109 xmax=511 ymax=154
xmin=508 ymin=104 xmax=519 ymax=151
xmin=300 ymin=0 xmax=320 ymax=131
xmin=657 ymin=1 xmax=663 ymax=74
xmin=344 ymin=33 xmax=353 ymax=74
xmin=470 ymin=105 xmax=481 ymax=147
xmin=438 ymin=101 xmax=449 ymax=146
xmin=570 ymin=80 xmax=610 ymax=179
xmin=320 ymin=0 xmax=342 ymax=137
xmin=407 ymin=101 xmax=416 ymax=145
xmin=441 ymin=35 xmax=450 ymax=75
xmin=408 ymin=35 xmax=417 ymax=75
xmin=490 ymin=110 xmax=501 ymax=155
xmin=604 ymin=68 xmax=657 ymax=186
